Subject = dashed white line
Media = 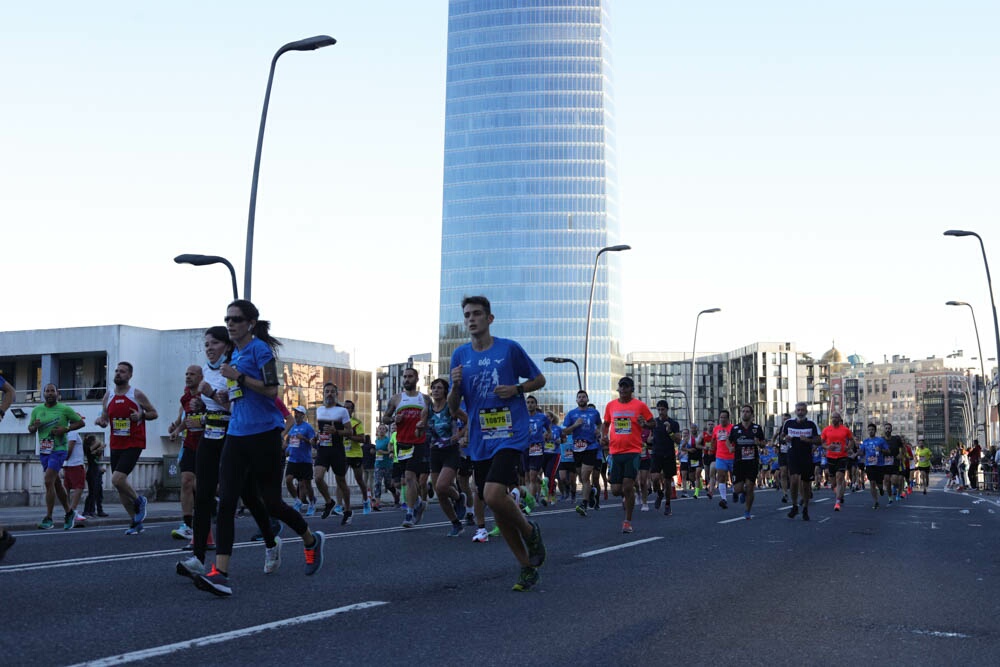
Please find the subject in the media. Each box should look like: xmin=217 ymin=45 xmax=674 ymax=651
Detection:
xmin=66 ymin=601 xmax=388 ymax=666
xmin=576 ymin=537 xmax=663 ymax=558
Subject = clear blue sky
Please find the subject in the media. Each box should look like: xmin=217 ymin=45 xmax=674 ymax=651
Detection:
xmin=2 ymin=1 xmax=998 ymax=375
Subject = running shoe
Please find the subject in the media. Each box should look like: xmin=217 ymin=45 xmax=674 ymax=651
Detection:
xmin=488 ymin=525 xmax=501 ymax=537
xmin=400 ymin=502 xmax=408 ymax=512
xmin=447 ymin=523 xmax=464 ymax=538
xmin=834 ymin=502 xmax=841 ymax=512
xmin=472 ymin=527 xmax=489 ymax=543
xmin=176 ymin=556 xmax=205 ymax=579
xmin=738 ymin=493 xmax=746 ymax=504
xmin=664 ymin=504 xmax=672 ymax=517
xmin=75 ymin=512 xmax=87 ymax=524
xmin=133 ymin=495 xmax=148 ymax=524
xmin=887 ymin=498 xmax=894 ymax=506
xmin=523 ymin=493 xmax=536 ymax=515
xmin=512 ymin=566 xmax=540 ymax=592
xmin=292 ymin=499 xmax=303 ymax=512
xmin=787 ymin=505 xmax=799 ymax=519
xmin=802 ymin=508 xmax=810 ymax=521
xmin=333 ymin=504 xmax=344 ymax=515
xmin=171 ymin=523 xmax=193 ymax=540
xmin=264 ymin=536 xmax=282 ymax=574
xmin=413 ymin=499 xmax=426 ymax=525
xmin=575 ymin=503 xmax=588 ymax=517
xmin=694 ymin=488 xmax=700 ymax=499
xmin=465 ymin=512 xmax=476 ymax=527
xmin=622 ymin=521 xmax=633 ymax=534
xmin=589 ymin=487 xmax=598 ymax=508
xmin=0 ymin=530 xmax=15 ymax=561
xmin=363 ymin=500 xmax=372 ymax=515
xmin=872 ymin=502 xmax=879 ymax=510
xmin=525 ymin=521 xmax=546 ymax=568
xmin=373 ymin=503 xmax=383 ymax=512
xmin=97 ymin=511 xmax=109 ymax=517
xmin=321 ymin=503 xmax=334 ymax=520
xmin=341 ymin=510 xmax=353 ymax=526
xmin=744 ymin=511 xmax=752 ymax=520
xmin=655 ymin=491 xmax=664 ymax=509
xmin=453 ymin=492 xmax=467 ymax=521
xmin=37 ymin=517 xmax=54 ymax=530
xmin=719 ymin=499 xmax=728 ymax=510
xmin=706 ymin=491 xmax=713 ymax=500
xmin=681 ymin=491 xmax=688 ymax=498
xmin=306 ymin=502 xmax=316 ymax=517
xmin=303 ymin=531 xmax=325 ymax=576
xmin=640 ymin=503 xmax=650 ymax=512
xmin=195 ymin=565 xmax=232 ymax=597
xmin=63 ymin=511 xmax=75 ymax=531
xmin=402 ymin=514 xmax=414 ymax=528
xmin=781 ymin=495 xmax=788 ymax=503
xmin=125 ymin=522 xmax=144 ymax=535
xmin=539 ymin=496 xmax=548 ymax=507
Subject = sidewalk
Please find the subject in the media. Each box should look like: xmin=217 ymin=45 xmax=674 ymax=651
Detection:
xmin=0 ymin=500 xmax=182 ymax=532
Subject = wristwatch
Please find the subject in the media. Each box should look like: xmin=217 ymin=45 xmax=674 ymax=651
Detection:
xmin=237 ymin=373 xmax=247 ymax=387
xmin=516 ymin=384 xmax=525 ymax=395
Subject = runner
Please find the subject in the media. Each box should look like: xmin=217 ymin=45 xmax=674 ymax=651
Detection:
xmin=883 ymin=423 xmax=905 ymax=503
xmin=558 ymin=431 xmax=577 ymax=503
xmin=63 ymin=429 xmax=88 ymax=527
xmin=194 ymin=300 xmax=325 ymax=597
xmin=637 ymin=424 xmax=652 ymax=512
xmin=94 ymin=363 xmax=158 ymax=535
xmin=28 ymin=383 xmax=85 ymax=530
xmin=343 ymin=399 xmax=371 ymax=515
xmin=524 ymin=396 xmax=551 ymax=505
xmin=542 ymin=411 xmax=562 ymax=505
xmin=314 ymin=383 xmax=353 ymax=523
xmin=649 ymin=400 xmax=679 ymax=515
xmin=284 ymin=406 xmax=317 ymax=514
xmin=915 ymin=440 xmax=933 ymax=494
xmin=0 ymin=376 xmax=15 ymax=559
xmin=602 ymin=377 xmax=654 ymax=533
xmin=82 ymin=434 xmax=107 ymax=518
xmin=167 ymin=365 xmax=206 ymax=541
xmin=372 ymin=424 xmax=397 ymax=509
xmin=730 ymin=404 xmax=766 ymax=520
xmin=781 ymin=402 xmax=821 ymax=521
xmin=858 ymin=424 xmax=886 ymax=509
xmin=382 ymin=368 xmax=430 ymax=528
xmin=424 ymin=377 xmax=469 ymax=536
xmin=447 ymin=295 xmax=547 ymax=591
xmin=711 ymin=410 xmax=735 ymax=509
xmin=562 ymin=390 xmax=603 ymax=517
xmin=821 ymin=411 xmax=855 ymax=511
xmin=702 ymin=419 xmax=716 ymax=499
xmin=686 ymin=426 xmax=703 ymax=498
xmin=775 ymin=412 xmax=791 ymax=503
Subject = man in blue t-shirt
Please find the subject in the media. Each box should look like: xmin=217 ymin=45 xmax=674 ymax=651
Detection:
xmin=525 ymin=396 xmax=552 ymax=505
xmin=284 ymin=406 xmax=317 ymax=514
xmin=448 ymin=295 xmax=547 ymax=592
xmin=858 ymin=423 xmax=887 ymax=509
xmin=561 ymin=390 xmax=603 ymax=517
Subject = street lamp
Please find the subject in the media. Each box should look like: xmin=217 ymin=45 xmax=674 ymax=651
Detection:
xmin=544 ymin=357 xmax=582 ymax=392
xmin=946 ymin=300 xmax=989 ymax=451
xmin=814 ymin=381 xmax=829 ymax=426
xmin=944 ymin=230 xmax=1000 ymax=441
xmin=174 ymin=254 xmax=239 ymax=300
xmin=689 ymin=308 xmax=721 ymax=426
xmin=244 ymin=35 xmax=337 ymax=301
xmin=583 ymin=244 xmax=631 ymax=391
xmin=662 ymin=388 xmax=690 ymax=428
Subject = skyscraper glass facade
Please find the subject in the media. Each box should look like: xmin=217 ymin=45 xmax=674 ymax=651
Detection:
xmin=438 ymin=0 xmax=622 ymax=414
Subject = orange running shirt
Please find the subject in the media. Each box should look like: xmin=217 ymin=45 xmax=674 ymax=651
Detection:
xmin=604 ymin=399 xmax=654 ymax=455
xmin=821 ymin=424 xmax=852 ymax=459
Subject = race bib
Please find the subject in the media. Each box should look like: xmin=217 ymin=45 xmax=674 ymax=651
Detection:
xmin=289 ymin=436 xmax=301 ymax=447
xmin=614 ymin=417 xmax=632 ymax=434
xmin=828 ymin=443 xmax=841 ymax=453
xmin=227 ymin=378 xmax=243 ymax=402
xmin=573 ymin=439 xmax=590 ymax=453
xmin=344 ymin=441 xmax=354 ymax=452
xmin=544 ymin=441 xmax=556 ymax=452
xmin=741 ymin=446 xmax=755 ymax=461
xmin=398 ymin=446 xmax=414 ymax=461
xmin=479 ymin=407 xmax=513 ymax=440
xmin=39 ymin=438 xmax=54 ymax=454
xmin=884 ymin=456 xmax=894 ymax=466
xmin=867 ymin=454 xmax=877 ymax=465
xmin=112 ymin=418 xmax=131 ymax=437
xmin=529 ymin=443 xmax=543 ymax=456
xmin=318 ymin=433 xmax=332 ymax=447
xmin=780 ymin=443 xmax=789 ymax=454
xmin=204 ymin=412 xmax=229 ymax=440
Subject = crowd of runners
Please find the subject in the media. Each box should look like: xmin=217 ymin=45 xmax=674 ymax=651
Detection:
xmin=0 ymin=295 xmax=955 ymax=594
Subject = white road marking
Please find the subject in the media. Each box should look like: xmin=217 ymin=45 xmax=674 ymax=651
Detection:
xmin=66 ymin=601 xmax=387 ymax=667
xmin=576 ymin=537 xmax=663 ymax=558
xmin=908 ymin=628 xmax=970 ymax=638
xmin=718 ymin=516 xmax=749 ymax=524
xmin=931 ymin=522 xmax=939 ymax=529
xmin=13 ymin=524 xmax=170 ymax=538
xmin=818 ymin=517 xmax=831 ymax=523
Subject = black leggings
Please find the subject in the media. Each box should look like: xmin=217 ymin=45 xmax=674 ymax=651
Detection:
xmin=193 ymin=436 xmax=272 ymax=561
xmin=215 ymin=428 xmax=308 ymax=558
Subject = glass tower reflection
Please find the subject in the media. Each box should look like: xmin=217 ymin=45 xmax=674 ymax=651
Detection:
xmin=438 ymin=0 xmax=623 ymax=415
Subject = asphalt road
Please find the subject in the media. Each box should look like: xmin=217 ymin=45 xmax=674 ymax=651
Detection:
xmin=2 ymin=477 xmax=998 ymax=667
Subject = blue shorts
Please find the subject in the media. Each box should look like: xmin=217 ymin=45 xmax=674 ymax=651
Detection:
xmin=714 ymin=457 xmax=734 ymax=473
xmin=41 ymin=450 xmax=68 ymax=472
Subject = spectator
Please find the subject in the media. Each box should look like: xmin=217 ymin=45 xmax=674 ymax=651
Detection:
xmin=968 ymin=440 xmax=982 ymax=489
xmin=83 ymin=435 xmax=107 ymax=517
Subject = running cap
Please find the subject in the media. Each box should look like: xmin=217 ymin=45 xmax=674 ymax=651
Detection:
xmin=617 ymin=376 xmax=634 ymax=388
xmin=293 ymin=406 xmax=307 ymax=414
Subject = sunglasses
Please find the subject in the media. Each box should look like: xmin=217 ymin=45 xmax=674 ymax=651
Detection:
xmin=224 ymin=316 xmax=247 ymax=324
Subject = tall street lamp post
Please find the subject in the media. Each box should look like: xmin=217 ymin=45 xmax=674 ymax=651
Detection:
xmin=946 ymin=300 xmax=989 ymax=450
xmin=544 ymin=357 xmax=582 ymax=392
xmin=244 ymin=35 xmax=337 ymax=301
xmin=689 ymin=308 xmax=721 ymax=426
xmin=174 ymin=254 xmax=239 ymax=300
xmin=944 ymin=229 xmax=1000 ymax=444
xmin=662 ymin=388 xmax=690 ymax=428
xmin=583 ymin=244 xmax=630 ymax=391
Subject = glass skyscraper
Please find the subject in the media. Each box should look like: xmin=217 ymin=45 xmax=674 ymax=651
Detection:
xmin=438 ymin=0 xmax=623 ymax=414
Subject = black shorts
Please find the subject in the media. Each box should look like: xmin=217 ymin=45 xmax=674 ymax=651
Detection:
xmin=285 ymin=461 xmax=313 ymax=481
xmin=827 ymin=457 xmax=848 ymax=475
xmin=703 ymin=455 xmax=715 ymax=468
xmin=391 ymin=461 xmax=405 ymax=483
xmin=650 ymin=452 xmax=675 ymax=476
xmin=473 ymin=448 xmax=522 ymax=501
xmin=868 ymin=467 xmax=886 ymax=486
xmin=574 ymin=448 xmax=598 ymax=468
xmin=559 ymin=461 xmax=577 ymax=473
xmin=787 ymin=446 xmax=814 ymax=481
xmin=430 ymin=445 xmax=461 ymax=474
xmin=404 ymin=444 xmax=431 ymax=476
xmin=846 ymin=457 xmax=858 ymax=469
xmin=679 ymin=461 xmax=690 ymax=473
xmin=180 ymin=447 xmax=197 ymax=474
xmin=527 ymin=454 xmax=545 ymax=471
xmin=458 ymin=456 xmax=473 ymax=476
xmin=638 ymin=457 xmax=651 ymax=471
xmin=110 ymin=448 xmax=142 ymax=476
xmin=778 ymin=452 xmax=788 ymax=467
xmin=734 ymin=460 xmax=758 ymax=484
xmin=346 ymin=457 xmax=364 ymax=473
xmin=315 ymin=446 xmax=347 ymax=477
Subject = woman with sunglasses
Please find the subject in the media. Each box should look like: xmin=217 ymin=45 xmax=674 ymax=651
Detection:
xmin=194 ymin=300 xmax=325 ymax=596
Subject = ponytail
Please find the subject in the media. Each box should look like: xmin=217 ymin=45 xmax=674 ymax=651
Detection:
xmin=227 ymin=299 xmax=282 ymax=352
